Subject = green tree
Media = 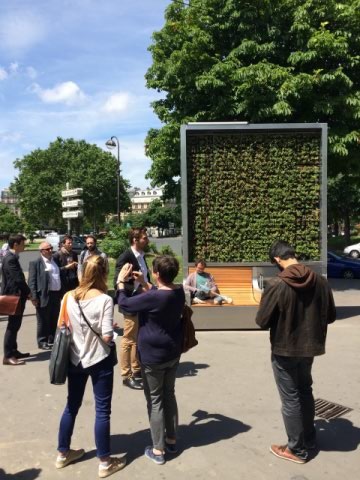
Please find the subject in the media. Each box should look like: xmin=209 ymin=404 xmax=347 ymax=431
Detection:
xmin=146 ymin=0 xmax=360 ymax=198
xmin=12 ymin=137 xmax=130 ymax=229
xmin=0 ymin=204 xmax=24 ymax=235
xmin=100 ymin=225 xmax=130 ymax=259
xmin=144 ymin=199 xmax=181 ymax=234
xmin=328 ymin=173 xmax=360 ymax=244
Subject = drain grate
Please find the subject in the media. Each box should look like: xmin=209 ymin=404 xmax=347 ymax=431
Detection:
xmin=314 ymin=398 xmax=352 ymax=420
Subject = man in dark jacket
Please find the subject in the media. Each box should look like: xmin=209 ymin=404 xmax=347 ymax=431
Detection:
xmin=114 ymin=227 xmax=150 ymax=389
xmin=28 ymin=242 xmax=62 ymax=350
xmin=1 ymin=235 xmax=31 ymax=365
xmin=256 ymin=240 xmax=336 ymax=464
xmin=53 ymin=235 xmax=79 ymax=295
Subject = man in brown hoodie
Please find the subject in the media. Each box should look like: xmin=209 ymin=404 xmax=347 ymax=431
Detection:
xmin=256 ymin=240 xmax=336 ymax=464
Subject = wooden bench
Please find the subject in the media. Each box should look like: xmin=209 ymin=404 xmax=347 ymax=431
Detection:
xmin=187 ymin=266 xmax=262 ymax=306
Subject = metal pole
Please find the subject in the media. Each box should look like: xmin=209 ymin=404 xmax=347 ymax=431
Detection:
xmin=66 ymin=182 xmax=71 ymax=234
xmin=116 ymin=139 xmax=120 ymax=224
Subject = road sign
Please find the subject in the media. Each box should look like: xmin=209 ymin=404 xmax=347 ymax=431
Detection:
xmin=62 ymin=209 xmax=84 ymax=219
xmin=61 ymin=188 xmax=83 ymax=198
xmin=62 ymin=199 xmax=84 ymax=208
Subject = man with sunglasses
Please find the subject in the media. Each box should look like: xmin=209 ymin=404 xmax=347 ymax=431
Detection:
xmin=28 ymin=242 xmax=62 ymax=350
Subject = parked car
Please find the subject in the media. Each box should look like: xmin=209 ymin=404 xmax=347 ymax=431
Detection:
xmin=328 ymin=251 xmax=360 ymax=279
xmin=45 ymin=233 xmax=86 ymax=255
xmin=343 ymin=242 xmax=360 ymax=258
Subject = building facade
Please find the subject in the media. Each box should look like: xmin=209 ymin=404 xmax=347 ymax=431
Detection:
xmin=0 ymin=188 xmax=20 ymax=216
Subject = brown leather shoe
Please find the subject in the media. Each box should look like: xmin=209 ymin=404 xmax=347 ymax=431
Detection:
xmin=269 ymin=444 xmax=306 ymax=464
xmin=3 ymin=356 xmax=26 ymax=366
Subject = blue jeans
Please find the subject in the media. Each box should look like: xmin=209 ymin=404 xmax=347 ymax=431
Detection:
xmin=271 ymin=354 xmax=316 ymax=459
xmin=141 ymin=357 xmax=180 ymax=450
xmin=58 ymin=354 xmax=114 ymax=458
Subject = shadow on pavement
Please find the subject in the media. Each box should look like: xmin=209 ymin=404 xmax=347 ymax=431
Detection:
xmin=177 ymin=361 xmax=210 ymax=377
xmin=106 ymin=409 xmax=250 ymax=465
xmin=179 ymin=409 xmax=251 ymax=451
xmin=0 ymin=468 xmax=41 ymax=479
xmin=316 ymin=417 xmax=360 ymax=451
xmin=336 ymin=306 xmax=360 ymax=320
xmin=328 ymin=278 xmax=360 ymax=292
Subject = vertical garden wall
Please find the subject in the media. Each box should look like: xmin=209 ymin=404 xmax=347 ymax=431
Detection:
xmin=181 ymin=123 xmax=327 ymax=264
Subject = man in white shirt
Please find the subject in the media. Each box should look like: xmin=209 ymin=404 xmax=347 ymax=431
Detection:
xmin=28 ymin=242 xmax=62 ymax=350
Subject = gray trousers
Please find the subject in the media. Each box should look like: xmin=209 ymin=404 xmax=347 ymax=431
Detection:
xmin=141 ymin=357 xmax=180 ymax=451
xmin=271 ymin=354 xmax=316 ymax=459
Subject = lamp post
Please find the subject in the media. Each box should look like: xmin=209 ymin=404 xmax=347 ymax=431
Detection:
xmin=105 ymin=136 xmax=120 ymax=224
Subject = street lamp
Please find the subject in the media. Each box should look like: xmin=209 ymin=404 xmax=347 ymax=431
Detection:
xmin=105 ymin=136 xmax=120 ymax=224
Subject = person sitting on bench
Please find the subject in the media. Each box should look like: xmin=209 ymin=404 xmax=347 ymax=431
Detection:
xmin=184 ymin=258 xmax=233 ymax=305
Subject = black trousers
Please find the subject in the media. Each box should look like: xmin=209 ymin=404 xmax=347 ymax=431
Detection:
xmin=36 ymin=291 xmax=62 ymax=345
xmin=3 ymin=297 xmax=27 ymax=358
xmin=271 ymin=354 xmax=316 ymax=459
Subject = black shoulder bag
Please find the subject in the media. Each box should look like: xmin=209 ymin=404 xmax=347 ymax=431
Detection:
xmin=76 ymin=300 xmax=118 ymax=367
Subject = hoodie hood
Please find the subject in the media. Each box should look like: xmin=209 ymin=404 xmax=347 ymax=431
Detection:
xmin=278 ymin=263 xmax=317 ymax=290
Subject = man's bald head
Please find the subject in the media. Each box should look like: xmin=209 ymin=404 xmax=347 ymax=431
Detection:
xmin=39 ymin=242 xmax=53 ymax=259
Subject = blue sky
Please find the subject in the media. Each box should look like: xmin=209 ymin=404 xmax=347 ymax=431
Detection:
xmin=0 ymin=0 xmax=171 ymax=192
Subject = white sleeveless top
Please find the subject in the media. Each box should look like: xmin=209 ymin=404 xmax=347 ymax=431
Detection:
xmin=66 ymin=293 xmax=114 ymax=368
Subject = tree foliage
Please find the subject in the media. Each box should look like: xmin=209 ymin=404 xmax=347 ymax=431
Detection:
xmin=0 ymin=204 xmax=24 ymax=235
xmin=125 ymin=200 xmax=181 ymax=232
xmin=12 ymin=137 xmax=130 ymax=229
xmin=328 ymin=173 xmax=360 ymax=245
xmin=146 ymin=0 xmax=360 ymax=197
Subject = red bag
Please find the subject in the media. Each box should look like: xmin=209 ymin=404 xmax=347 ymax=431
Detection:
xmin=0 ymin=295 xmax=21 ymax=316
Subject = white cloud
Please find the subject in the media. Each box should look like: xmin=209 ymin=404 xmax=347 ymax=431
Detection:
xmin=9 ymin=62 xmax=19 ymax=74
xmin=0 ymin=67 xmax=7 ymax=80
xmin=102 ymin=92 xmax=130 ymax=113
xmin=0 ymin=130 xmax=22 ymax=143
xmin=0 ymin=13 xmax=47 ymax=54
xmin=26 ymin=66 xmax=37 ymax=79
xmin=31 ymin=81 xmax=86 ymax=106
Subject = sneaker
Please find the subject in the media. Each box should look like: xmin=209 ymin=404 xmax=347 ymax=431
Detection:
xmin=98 ymin=457 xmax=127 ymax=478
xmin=165 ymin=442 xmax=178 ymax=454
xmin=222 ymin=296 xmax=233 ymax=304
xmin=144 ymin=446 xmax=165 ymax=465
xmin=269 ymin=444 xmax=306 ymax=464
xmin=192 ymin=297 xmax=206 ymax=304
xmin=55 ymin=448 xmax=85 ymax=469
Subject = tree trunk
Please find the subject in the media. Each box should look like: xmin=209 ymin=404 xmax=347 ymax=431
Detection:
xmin=344 ymin=213 xmax=351 ymax=245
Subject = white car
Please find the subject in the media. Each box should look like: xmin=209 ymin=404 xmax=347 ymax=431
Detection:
xmin=344 ymin=242 xmax=360 ymax=258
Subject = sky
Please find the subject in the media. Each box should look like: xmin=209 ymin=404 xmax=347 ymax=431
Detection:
xmin=0 ymin=0 xmax=172 ymax=192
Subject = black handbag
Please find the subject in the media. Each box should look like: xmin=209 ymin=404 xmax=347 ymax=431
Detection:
xmin=181 ymin=304 xmax=198 ymax=353
xmin=77 ymin=300 xmax=118 ymax=367
xmin=49 ymin=326 xmax=72 ymax=385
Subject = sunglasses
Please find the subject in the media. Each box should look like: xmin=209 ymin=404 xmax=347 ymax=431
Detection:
xmin=41 ymin=247 xmax=53 ymax=252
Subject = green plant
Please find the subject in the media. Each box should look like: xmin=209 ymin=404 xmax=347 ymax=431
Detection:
xmin=159 ymin=245 xmax=175 ymax=256
xmin=100 ymin=225 xmax=130 ymax=259
xmin=187 ymin=132 xmax=322 ymax=262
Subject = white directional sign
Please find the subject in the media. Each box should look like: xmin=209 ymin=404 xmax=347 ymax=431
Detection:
xmin=61 ymin=188 xmax=83 ymax=198
xmin=62 ymin=209 xmax=84 ymax=219
xmin=62 ymin=199 xmax=84 ymax=208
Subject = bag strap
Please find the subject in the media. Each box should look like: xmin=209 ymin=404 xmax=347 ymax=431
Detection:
xmin=76 ymin=299 xmax=109 ymax=351
xmin=57 ymin=291 xmax=70 ymax=327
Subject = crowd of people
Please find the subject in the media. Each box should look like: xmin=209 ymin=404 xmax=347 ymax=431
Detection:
xmin=0 ymin=231 xmax=336 ymax=475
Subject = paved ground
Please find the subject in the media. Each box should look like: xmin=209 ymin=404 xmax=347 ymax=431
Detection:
xmin=0 ymin=280 xmax=359 ymax=479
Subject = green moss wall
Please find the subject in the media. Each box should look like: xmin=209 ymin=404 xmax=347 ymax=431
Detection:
xmin=186 ymin=132 xmax=321 ymax=262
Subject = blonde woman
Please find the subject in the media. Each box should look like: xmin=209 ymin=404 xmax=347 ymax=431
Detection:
xmin=55 ymin=255 xmax=126 ymax=478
